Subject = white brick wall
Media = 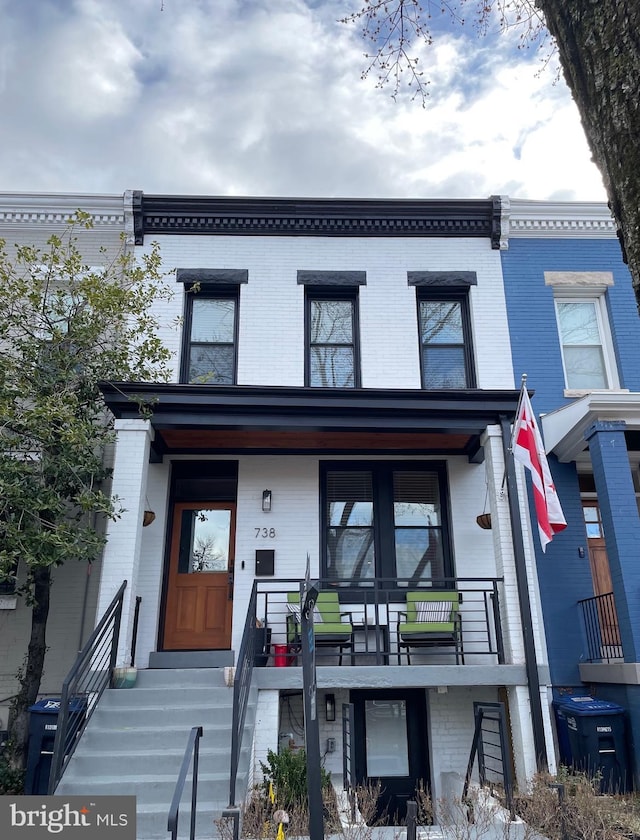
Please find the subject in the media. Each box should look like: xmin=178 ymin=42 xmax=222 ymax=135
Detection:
xmin=139 ymin=235 xmax=514 ymax=390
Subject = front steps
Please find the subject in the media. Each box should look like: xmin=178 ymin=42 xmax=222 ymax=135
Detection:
xmin=56 ymin=667 xmax=256 ymax=839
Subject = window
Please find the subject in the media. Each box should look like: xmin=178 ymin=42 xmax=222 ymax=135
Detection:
xmin=418 ymin=293 xmax=475 ymax=388
xmin=554 ymin=297 xmax=617 ymax=389
xmin=306 ymin=291 xmax=360 ymax=387
xmin=321 ymin=463 xmax=451 ymax=588
xmin=182 ymin=291 xmax=238 ymax=384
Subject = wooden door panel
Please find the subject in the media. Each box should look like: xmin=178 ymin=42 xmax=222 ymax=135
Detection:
xmin=163 ymin=502 xmax=235 ymax=651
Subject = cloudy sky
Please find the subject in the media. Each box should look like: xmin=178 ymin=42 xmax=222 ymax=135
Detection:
xmin=0 ymin=0 xmax=606 ymax=201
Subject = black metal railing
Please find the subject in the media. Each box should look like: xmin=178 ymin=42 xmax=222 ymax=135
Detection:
xmin=463 ymin=701 xmax=514 ymax=818
xmin=578 ymin=592 xmax=623 ymax=662
xmin=168 ymin=726 xmax=203 ymax=840
xmin=228 ymin=581 xmax=261 ymax=808
xmin=342 ymin=702 xmax=356 ymax=822
xmin=48 ymin=579 xmax=128 ymax=794
xmin=253 ymin=576 xmax=506 ymax=666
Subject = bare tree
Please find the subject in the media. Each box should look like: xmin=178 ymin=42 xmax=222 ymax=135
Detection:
xmin=341 ymin=1 xmax=640 ymax=311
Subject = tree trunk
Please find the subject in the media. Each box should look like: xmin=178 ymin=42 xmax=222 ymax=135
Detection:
xmin=7 ymin=566 xmax=51 ymax=772
xmin=537 ymin=0 xmax=640 ymax=310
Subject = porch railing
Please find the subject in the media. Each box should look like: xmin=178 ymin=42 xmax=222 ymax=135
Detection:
xmin=253 ymin=577 xmax=506 ymax=666
xmin=48 ymin=579 xmax=127 ymax=793
xmin=578 ymin=592 xmax=623 ymax=662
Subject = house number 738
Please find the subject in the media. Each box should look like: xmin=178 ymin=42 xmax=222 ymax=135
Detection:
xmin=255 ymin=527 xmax=276 ymax=538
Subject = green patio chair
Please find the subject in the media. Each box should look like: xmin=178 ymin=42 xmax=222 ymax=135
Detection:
xmin=287 ymin=591 xmax=354 ymax=665
xmin=397 ymin=590 xmax=464 ymax=665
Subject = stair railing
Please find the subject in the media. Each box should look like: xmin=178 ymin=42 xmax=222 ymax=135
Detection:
xmin=168 ymin=726 xmax=203 ymax=840
xmin=228 ymin=580 xmax=259 ymax=808
xmin=463 ymin=701 xmax=515 ymax=818
xmin=47 ymin=579 xmax=128 ymax=794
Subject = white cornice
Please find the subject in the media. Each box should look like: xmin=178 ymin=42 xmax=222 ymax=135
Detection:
xmin=0 ymin=192 xmax=125 ymax=230
xmin=502 ymin=197 xmax=617 ymax=241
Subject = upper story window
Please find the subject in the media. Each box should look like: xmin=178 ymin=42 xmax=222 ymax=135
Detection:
xmin=177 ymin=269 xmax=247 ymax=385
xmin=298 ymin=271 xmax=365 ymax=388
xmin=554 ymin=297 xmax=619 ymax=389
xmin=409 ymin=272 xmax=477 ymax=389
xmin=545 ymin=272 xmax=618 ymax=392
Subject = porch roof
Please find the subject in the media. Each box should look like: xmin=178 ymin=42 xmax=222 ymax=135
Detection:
xmin=100 ymin=382 xmax=521 ymax=461
xmin=541 ymin=391 xmax=640 ymax=462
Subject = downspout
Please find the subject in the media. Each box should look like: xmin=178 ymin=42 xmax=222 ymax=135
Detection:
xmin=500 ymin=415 xmax=548 ymax=771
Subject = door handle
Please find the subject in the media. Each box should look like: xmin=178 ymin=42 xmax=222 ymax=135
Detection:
xmin=228 ymin=573 xmax=234 ymax=601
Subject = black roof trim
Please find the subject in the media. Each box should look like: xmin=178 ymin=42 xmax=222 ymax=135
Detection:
xmin=100 ymin=382 xmax=521 ymax=435
xmin=132 ymin=193 xmax=503 ymax=248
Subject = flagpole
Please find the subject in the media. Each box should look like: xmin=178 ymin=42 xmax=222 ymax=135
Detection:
xmin=508 ymin=373 xmax=528 ymax=454
xmin=500 ymin=412 xmax=549 ymax=772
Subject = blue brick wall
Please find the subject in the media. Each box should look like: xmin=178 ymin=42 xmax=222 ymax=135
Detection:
xmin=501 ymin=238 xmax=640 ymax=688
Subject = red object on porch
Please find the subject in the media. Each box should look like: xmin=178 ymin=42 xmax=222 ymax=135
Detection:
xmin=273 ymin=644 xmax=288 ymax=667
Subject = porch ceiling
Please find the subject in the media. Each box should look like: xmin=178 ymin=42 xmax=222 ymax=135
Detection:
xmin=100 ymin=382 xmax=522 ymax=460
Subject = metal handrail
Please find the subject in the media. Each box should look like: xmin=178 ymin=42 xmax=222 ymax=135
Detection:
xmin=47 ymin=579 xmax=128 ymax=794
xmin=463 ymin=701 xmax=514 ymax=818
xmin=228 ymin=580 xmax=259 ymax=807
xmin=578 ymin=591 xmax=623 ymax=662
xmin=168 ymin=725 xmax=203 ymax=840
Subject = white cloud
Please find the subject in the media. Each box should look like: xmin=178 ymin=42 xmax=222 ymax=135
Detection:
xmin=0 ymin=0 xmax=606 ymax=201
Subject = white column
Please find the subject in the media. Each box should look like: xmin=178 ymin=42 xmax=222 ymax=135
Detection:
xmin=481 ymin=424 xmax=556 ymax=783
xmin=96 ymin=418 xmax=153 ymax=667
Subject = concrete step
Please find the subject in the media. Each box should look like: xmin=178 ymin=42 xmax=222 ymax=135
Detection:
xmin=58 ymin=770 xmax=235 ymax=804
xmin=56 ymin=666 xmax=254 ymax=840
xmin=148 ymin=651 xmax=234 ymax=669
xmin=99 ymin=686 xmax=234 ymax=709
xmin=135 ymin=667 xmax=231 ymax=689
xmin=64 ymin=744 xmax=246 ymax=777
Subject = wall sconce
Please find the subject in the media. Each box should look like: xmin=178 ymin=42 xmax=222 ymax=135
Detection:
xmin=325 ymin=693 xmax=335 ymax=722
xmin=262 ymin=489 xmax=272 ymax=512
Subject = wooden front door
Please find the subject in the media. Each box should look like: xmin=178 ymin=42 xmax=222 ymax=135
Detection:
xmin=163 ymin=502 xmax=235 ymax=650
xmin=582 ymin=501 xmax=620 ymax=648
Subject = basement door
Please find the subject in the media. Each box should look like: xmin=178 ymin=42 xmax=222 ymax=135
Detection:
xmin=352 ymin=689 xmax=430 ymax=825
xmin=163 ymin=502 xmax=236 ymax=650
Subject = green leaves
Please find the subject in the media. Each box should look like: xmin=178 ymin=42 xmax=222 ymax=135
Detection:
xmin=0 ymin=214 xmax=172 ymax=595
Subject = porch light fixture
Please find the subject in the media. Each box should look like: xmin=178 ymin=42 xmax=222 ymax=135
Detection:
xmin=262 ymin=489 xmax=272 ymax=512
xmin=325 ymin=693 xmax=335 ymax=722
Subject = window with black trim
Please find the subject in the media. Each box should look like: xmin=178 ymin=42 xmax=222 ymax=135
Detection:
xmin=181 ymin=290 xmax=238 ymax=384
xmin=306 ymin=290 xmax=360 ymax=387
xmin=321 ymin=462 xmax=452 ymax=588
xmin=417 ymin=292 xmax=475 ymax=389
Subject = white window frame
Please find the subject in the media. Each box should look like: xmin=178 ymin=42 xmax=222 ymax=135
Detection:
xmin=553 ymin=291 xmax=619 ymax=393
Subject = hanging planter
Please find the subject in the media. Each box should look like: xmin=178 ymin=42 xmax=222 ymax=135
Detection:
xmin=476 ymin=513 xmax=492 ymax=530
xmin=143 ymin=510 xmax=156 ymax=527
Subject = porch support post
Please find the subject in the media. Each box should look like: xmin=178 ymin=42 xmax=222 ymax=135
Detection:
xmin=96 ymin=418 xmax=153 ymax=667
xmin=585 ymin=420 xmax=640 ymax=662
xmin=482 ymin=422 xmax=550 ymax=780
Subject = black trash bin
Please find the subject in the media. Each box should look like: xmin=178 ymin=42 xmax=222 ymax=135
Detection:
xmin=553 ymin=696 xmax=630 ymax=793
xmin=24 ymin=697 xmax=86 ymax=795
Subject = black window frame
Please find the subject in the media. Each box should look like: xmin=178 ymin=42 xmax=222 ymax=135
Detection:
xmin=319 ymin=460 xmax=454 ymax=592
xmin=305 ymin=288 xmax=361 ymax=388
xmin=180 ymin=285 xmax=240 ymax=385
xmin=416 ymin=289 xmax=476 ymax=389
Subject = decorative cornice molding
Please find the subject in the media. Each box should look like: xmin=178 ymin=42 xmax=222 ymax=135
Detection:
xmin=503 ymin=198 xmax=617 ymax=241
xmin=133 ymin=193 xmax=503 ymax=247
xmin=0 ymin=192 xmax=125 ymax=230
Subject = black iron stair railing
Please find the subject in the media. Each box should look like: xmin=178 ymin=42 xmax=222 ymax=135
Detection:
xmin=47 ymin=579 xmax=127 ymax=794
xmin=168 ymin=725 xmax=203 ymax=840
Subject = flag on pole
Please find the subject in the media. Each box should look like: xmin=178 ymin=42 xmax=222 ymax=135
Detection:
xmin=512 ymin=382 xmax=567 ymax=552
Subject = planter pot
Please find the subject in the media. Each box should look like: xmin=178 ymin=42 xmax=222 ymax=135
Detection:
xmin=143 ymin=510 xmax=156 ymax=527
xmin=112 ymin=666 xmax=138 ymax=689
xmin=476 ymin=513 xmax=492 ymax=530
